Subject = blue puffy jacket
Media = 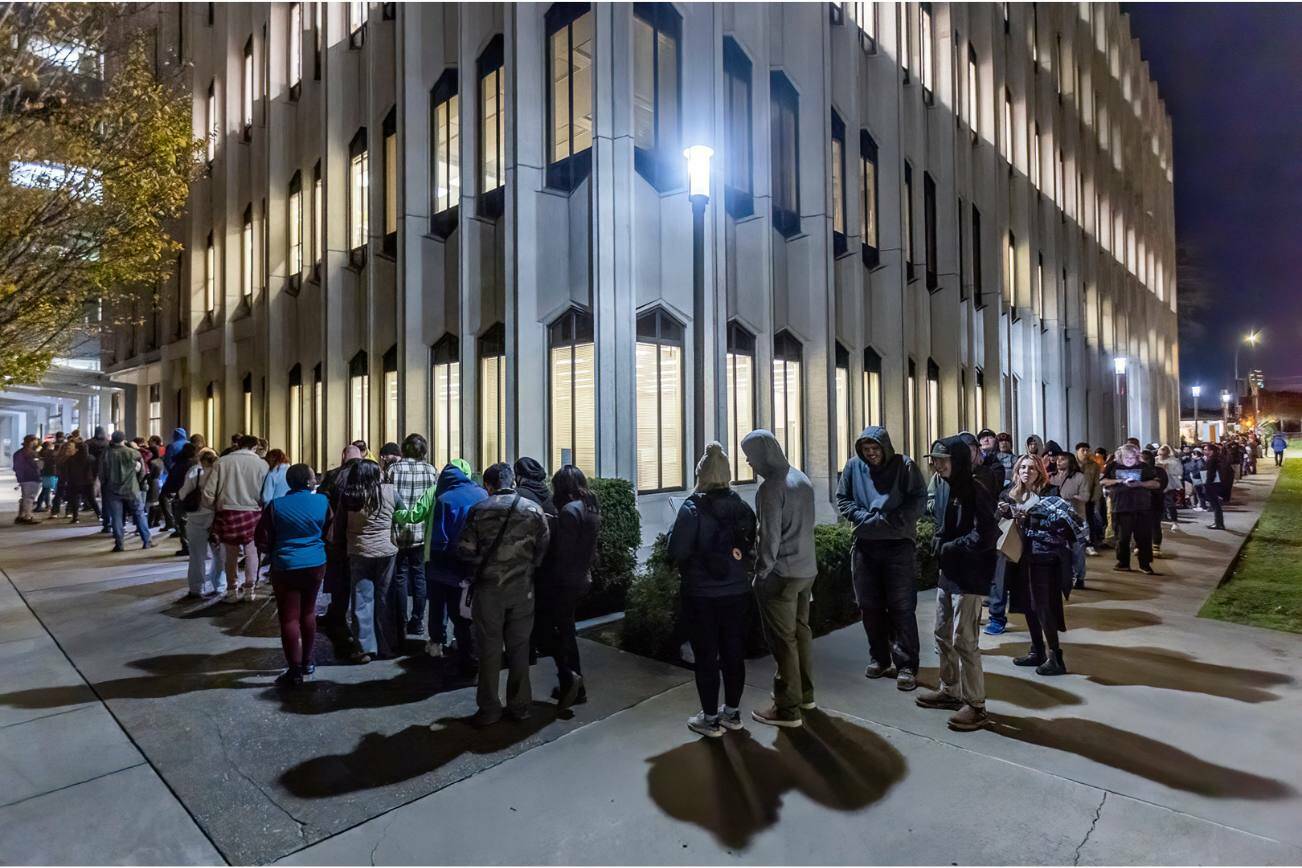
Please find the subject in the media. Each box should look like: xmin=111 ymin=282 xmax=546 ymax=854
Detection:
xmin=395 ymin=464 xmax=487 ymax=588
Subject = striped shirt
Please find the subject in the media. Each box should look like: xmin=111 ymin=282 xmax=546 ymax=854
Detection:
xmin=388 ymin=458 xmax=438 ymax=548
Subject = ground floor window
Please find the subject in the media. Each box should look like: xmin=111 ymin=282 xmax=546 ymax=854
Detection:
xmin=863 ymin=347 xmax=882 ymax=429
xmin=313 ymin=363 xmax=323 ymax=470
xmin=726 ymin=322 xmax=755 ymax=483
xmin=148 ymin=384 xmax=161 ymax=438
xmin=431 ymin=335 xmax=460 ymax=469
xmin=205 ymin=382 xmax=217 ymax=447
xmin=907 ymin=358 xmax=918 ymax=460
xmin=242 ymin=373 xmax=254 ymax=436
xmin=835 ymin=344 xmax=851 ymax=473
xmin=635 ymin=308 xmax=684 ymax=493
xmin=288 ymin=364 xmax=303 ymax=463
xmin=383 ymin=346 xmax=399 ymax=446
xmin=549 ymin=309 xmax=596 ymax=473
xmin=349 ymin=351 xmax=369 ymax=445
xmin=926 ymin=359 xmax=940 ymax=452
xmin=479 ymin=324 xmax=506 ymax=470
xmin=772 ymin=331 xmax=803 ymax=471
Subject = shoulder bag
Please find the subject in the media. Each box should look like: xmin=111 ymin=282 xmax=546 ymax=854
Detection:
xmin=460 ymin=494 xmax=521 ymax=618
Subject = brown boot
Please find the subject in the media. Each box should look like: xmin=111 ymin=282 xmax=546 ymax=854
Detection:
xmin=948 ymin=704 xmax=989 ymax=731
xmin=915 ymin=689 xmax=963 ymax=710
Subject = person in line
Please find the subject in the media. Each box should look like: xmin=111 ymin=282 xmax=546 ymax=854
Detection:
xmin=1201 ymin=443 xmax=1226 ymax=530
xmin=394 ymin=457 xmax=485 ymax=668
xmin=63 ymin=439 xmax=99 ymax=523
xmin=202 ymin=434 xmax=268 ymax=600
xmin=1271 ymin=431 xmax=1288 ymax=466
xmin=86 ymin=426 xmax=111 ymax=533
xmin=52 ymin=437 xmax=74 ymax=517
xmin=1222 ymin=439 xmax=1240 ymax=504
xmin=12 ymin=435 xmax=42 ymax=524
xmin=100 ymin=431 xmax=152 ymax=551
xmin=256 ymin=464 xmax=332 ymax=688
xmin=316 ymin=445 xmax=363 ymax=639
xmin=457 ymin=463 xmax=551 ymax=727
xmin=742 ymin=430 xmax=817 ymax=728
xmin=916 ymin=435 xmax=999 ymax=731
xmin=513 ymin=457 xmax=555 ymax=515
xmin=1025 ymin=435 xmax=1047 ymax=473
xmin=1100 ymin=443 xmax=1161 ymax=574
xmin=1141 ymin=449 xmax=1170 ymax=558
xmin=378 ymin=441 xmax=402 ymax=475
xmin=340 ymin=459 xmax=402 ymax=663
xmin=1049 ymin=450 xmax=1090 ymax=589
xmin=34 ymin=438 xmax=57 ymax=513
xmin=667 ymin=443 xmax=756 ymax=738
xmin=995 ymin=433 xmax=1017 ymax=485
xmin=1008 ymin=467 xmax=1084 ymax=676
xmin=1157 ymin=445 xmax=1183 ymax=531
xmin=535 ymin=465 xmax=601 ymax=712
xmin=144 ymin=445 xmax=165 ymax=529
xmin=388 ymin=434 xmax=439 ymax=639
xmin=835 ymin=425 xmax=927 ymax=692
xmin=261 ymin=449 xmax=291 ymax=505
xmin=976 ymin=428 xmax=1007 ymax=491
xmin=1074 ymin=442 xmax=1103 ymax=556
xmin=161 ymin=442 xmax=197 ymax=557
xmin=179 ymin=448 xmax=226 ymax=598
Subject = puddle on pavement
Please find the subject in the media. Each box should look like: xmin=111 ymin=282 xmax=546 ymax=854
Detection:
xmin=1066 ymin=607 xmax=1163 ymax=632
xmin=917 ymin=668 xmax=1083 ymax=709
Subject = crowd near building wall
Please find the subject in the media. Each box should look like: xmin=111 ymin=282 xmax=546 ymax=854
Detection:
xmin=104 ymin=1 xmax=1179 ymax=537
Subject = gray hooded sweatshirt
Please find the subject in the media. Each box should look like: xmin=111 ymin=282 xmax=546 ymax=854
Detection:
xmin=740 ymin=430 xmax=817 ymax=581
xmin=835 ymin=425 xmax=927 ymax=542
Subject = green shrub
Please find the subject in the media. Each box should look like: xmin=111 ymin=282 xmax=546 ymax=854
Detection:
xmin=621 ymin=533 xmax=683 ymax=659
xmin=810 ymin=522 xmax=859 ymax=633
xmin=578 ymin=477 xmax=642 ymax=619
xmin=914 ymin=516 xmax=939 ymax=590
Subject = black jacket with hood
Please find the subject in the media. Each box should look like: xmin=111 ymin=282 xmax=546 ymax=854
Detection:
xmin=835 ymin=426 xmax=927 ymax=544
xmin=933 ymin=435 xmax=1000 ymax=596
xmin=667 ymin=488 xmax=757 ymax=597
xmin=513 ymin=457 xmax=555 ymax=516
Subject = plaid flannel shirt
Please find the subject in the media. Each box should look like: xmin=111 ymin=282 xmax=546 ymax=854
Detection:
xmin=388 ymin=459 xmax=438 ymax=548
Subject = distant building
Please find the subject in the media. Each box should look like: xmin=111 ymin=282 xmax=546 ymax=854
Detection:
xmin=104 ymin=2 xmax=1178 ymax=534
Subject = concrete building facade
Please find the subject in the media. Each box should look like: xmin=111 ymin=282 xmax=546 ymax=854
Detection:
xmin=105 ymin=1 xmax=1178 ymax=535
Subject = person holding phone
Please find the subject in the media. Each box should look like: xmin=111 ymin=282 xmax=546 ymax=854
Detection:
xmin=1100 ymin=443 xmax=1162 ymax=574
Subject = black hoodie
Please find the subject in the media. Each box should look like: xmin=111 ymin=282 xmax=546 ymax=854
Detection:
xmin=513 ymin=457 xmax=555 ymax=515
xmin=933 ymin=435 xmax=1000 ymax=596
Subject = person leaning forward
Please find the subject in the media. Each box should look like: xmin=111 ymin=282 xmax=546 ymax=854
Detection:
xmin=741 ymin=429 xmax=817 ymax=729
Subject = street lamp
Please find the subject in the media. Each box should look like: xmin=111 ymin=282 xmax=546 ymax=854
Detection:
xmin=684 ymin=145 xmax=713 ymax=461
xmin=1234 ymin=329 xmax=1261 ymax=407
xmin=1191 ymin=384 xmax=1201 ymax=442
xmin=1114 ymin=356 xmax=1128 ymax=440
xmin=1221 ymin=389 xmax=1231 ymax=434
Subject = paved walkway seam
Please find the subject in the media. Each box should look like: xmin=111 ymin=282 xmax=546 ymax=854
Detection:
xmin=0 ymin=760 xmax=148 ymax=810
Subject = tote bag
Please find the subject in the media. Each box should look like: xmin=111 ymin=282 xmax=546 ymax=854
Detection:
xmin=997 ymin=517 xmax=1024 ymax=563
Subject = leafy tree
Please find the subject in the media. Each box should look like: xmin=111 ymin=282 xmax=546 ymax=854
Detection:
xmin=0 ymin=3 xmax=199 ymax=383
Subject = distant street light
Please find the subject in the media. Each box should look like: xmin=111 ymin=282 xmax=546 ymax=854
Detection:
xmin=1221 ymin=389 xmax=1231 ymax=432
xmin=1114 ymin=356 xmax=1128 ymax=439
xmin=684 ymin=145 xmax=713 ymax=461
xmin=1234 ymin=329 xmax=1261 ymax=406
xmin=1192 ymin=384 xmax=1201 ymax=441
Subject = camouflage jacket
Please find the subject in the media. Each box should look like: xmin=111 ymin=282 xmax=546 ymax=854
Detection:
xmin=456 ymin=489 xmax=551 ymax=589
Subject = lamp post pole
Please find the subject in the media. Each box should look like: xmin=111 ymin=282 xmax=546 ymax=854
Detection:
xmin=1114 ymin=356 xmax=1128 ymax=443
xmin=684 ymin=146 xmax=713 ymax=463
xmin=1221 ymin=390 xmax=1230 ymax=435
xmin=1191 ymin=385 xmax=1201 ymax=443
xmin=1234 ymin=330 xmax=1261 ymax=416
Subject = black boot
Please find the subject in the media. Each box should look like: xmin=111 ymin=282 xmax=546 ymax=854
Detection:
xmin=1036 ymin=650 xmax=1067 ymax=676
xmin=1013 ymin=650 xmax=1047 ymax=667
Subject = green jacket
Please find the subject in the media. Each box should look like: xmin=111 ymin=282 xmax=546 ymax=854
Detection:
xmin=393 ymin=486 xmax=438 ymax=560
xmin=100 ymin=444 xmax=143 ymax=500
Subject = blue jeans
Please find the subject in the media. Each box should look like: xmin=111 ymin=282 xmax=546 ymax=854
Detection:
xmin=988 ymin=556 xmax=1010 ymax=626
xmin=1072 ymin=540 xmax=1086 ymax=581
xmin=349 ymin=554 xmax=396 ymax=656
xmin=393 ymin=546 xmax=426 ymax=624
xmin=106 ymin=493 xmax=150 ymax=549
xmin=35 ymin=476 xmax=55 ymax=510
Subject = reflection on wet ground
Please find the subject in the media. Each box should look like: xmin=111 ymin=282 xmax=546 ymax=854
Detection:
xmin=985 ymin=643 xmax=1293 ymax=703
xmin=645 ymin=710 xmax=906 ymax=849
xmin=1066 ymin=606 xmax=1163 ymax=632
xmin=917 ymin=668 xmax=1083 ymax=709
xmin=988 ymin=714 xmax=1295 ymax=799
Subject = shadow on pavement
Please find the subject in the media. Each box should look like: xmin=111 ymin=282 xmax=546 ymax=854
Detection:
xmin=644 ymin=709 xmax=906 ymax=850
xmin=985 ymin=643 xmax=1293 ymax=703
xmin=917 ymin=669 xmax=1084 ymax=709
xmin=988 ymin=714 xmax=1295 ymax=799
xmin=278 ymin=705 xmax=558 ymax=798
xmin=263 ymin=656 xmax=473 ymax=716
xmin=1065 ymin=607 xmax=1163 ymax=632
xmin=167 ymin=596 xmax=282 ymax=639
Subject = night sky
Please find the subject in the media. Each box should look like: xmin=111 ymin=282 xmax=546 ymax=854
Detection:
xmin=1124 ymin=3 xmax=1302 ymax=397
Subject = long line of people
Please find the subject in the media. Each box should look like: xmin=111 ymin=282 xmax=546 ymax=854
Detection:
xmin=8 ymin=421 xmax=1280 ymax=736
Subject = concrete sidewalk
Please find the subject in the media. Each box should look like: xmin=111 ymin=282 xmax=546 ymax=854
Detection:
xmin=1 ymin=465 xmax=1300 ymax=865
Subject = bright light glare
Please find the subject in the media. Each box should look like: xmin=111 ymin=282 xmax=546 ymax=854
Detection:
xmin=683 ymin=145 xmax=713 ymax=199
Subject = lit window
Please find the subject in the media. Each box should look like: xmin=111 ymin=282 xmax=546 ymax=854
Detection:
xmin=313 ymin=363 xmax=323 ymax=470
xmin=242 ymin=373 xmax=254 ymax=435
xmin=926 ymin=359 xmax=940 ymax=454
xmin=725 ymin=322 xmax=755 ymax=483
xmin=289 ymin=3 xmax=302 ymax=93
xmin=1055 ymin=147 xmax=1064 ymax=210
xmin=1006 ymin=231 xmax=1016 ymax=309
xmin=313 ymin=2 xmax=322 ymax=79
xmin=348 ymin=128 xmax=369 ymax=260
xmin=242 ymin=37 xmax=253 ymax=137
xmin=1032 ymin=124 xmax=1041 ymax=189
xmin=383 ymin=345 xmax=399 ymax=443
xmin=967 ymin=45 xmax=978 ymax=139
xmin=1036 ymin=252 xmax=1044 ymax=322
xmin=831 ymin=111 xmax=846 ymax=255
xmin=148 ymin=384 xmax=162 ymax=437
xmin=723 ymin=37 xmax=752 ymax=217
xmin=479 ymin=324 xmax=506 ymax=470
xmin=288 ymin=364 xmax=303 ymax=463
xmin=860 ymin=131 xmax=878 ymax=266
xmin=923 ymin=171 xmax=937 ymax=291
xmin=907 ymin=358 xmax=917 ymax=458
xmin=430 ymin=335 xmax=460 ymax=469
xmin=312 ymin=160 xmax=322 ymax=275
xmin=863 ymin=347 xmax=882 ymax=428
xmin=1030 ymin=2 xmax=1039 ymax=64
xmin=348 ymin=0 xmax=366 ymax=47
xmin=835 ymin=344 xmax=851 ymax=472
xmin=1003 ymin=88 xmax=1013 ymax=163
xmin=382 ymin=108 xmax=398 ymax=253
xmin=288 ymin=171 xmax=303 ymax=282
xmin=478 ymin=36 xmax=504 ymax=211
xmin=241 ymin=204 xmax=254 ymax=303
xmin=920 ymin=2 xmax=934 ymax=101
xmin=848 ymin=1 xmax=876 ymax=52
xmin=1055 ymin=33 xmax=1064 ymax=99
xmin=632 ymin=3 xmax=681 ymax=190
xmin=903 ymin=161 xmax=914 ymax=280
xmin=205 ymin=382 xmax=217 ymax=444
xmin=770 ymin=71 xmax=800 ymax=237
xmin=348 ymin=351 xmax=369 ymax=445
xmin=549 ymin=309 xmax=596 ymax=473
xmin=205 ymin=80 xmax=216 ymax=163
xmin=546 ymin=3 xmax=593 ymax=190
xmin=635 ymin=309 xmax=685 ymax=493
xmin=204 ymin=232 xmax=215 ymax=314
xmin=430 ymin=70 xmax=460 ymax=223
xmin=772 ymin=331 xmax=803 ymax=472
xmin=974 ymin=367 xmax=985 ymax=432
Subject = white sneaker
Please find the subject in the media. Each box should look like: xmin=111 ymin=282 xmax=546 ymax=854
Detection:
xmin=426 ymin=641 xmax=444 ymax=658
xmin=1086 ymin=546 xmax=1099 ymax=557
xmin=717 ymin=706 xmax=744 ymax=731
xmin=687 ymin=711 xmax=724 ymax=738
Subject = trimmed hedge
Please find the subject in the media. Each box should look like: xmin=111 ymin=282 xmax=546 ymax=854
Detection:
xmin=621 ymin=517 xmax=938 ymax=662
xmin=577 ymin=477 xmax=642 ymax=619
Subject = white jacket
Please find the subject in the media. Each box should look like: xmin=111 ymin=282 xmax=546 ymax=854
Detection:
xmin=201 ymin=449 xmax=268 ymax=512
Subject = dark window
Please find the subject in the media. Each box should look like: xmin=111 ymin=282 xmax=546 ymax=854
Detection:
xmin=903 ymin=161 xmax=915 ymax=280
xmin=770 ymin=71 xmax=800 ymax=238
xmin=429 ymin=70 xmax=459 ymax=238
xmin=924 ymin=171 xmax=937 ymax=291
xmin=382 ymin=2 xmax=395 ymax=20
xmin=207 ymin=2 xmax=214 ymax=26
xmin=348 ymin=127 xmax=368 ymax=268
xmin=632 ymin=3 xmax=682 ymax=192
xmin=831 ymin=110 xmax=847 ymax=255
xmin=241 ymin=36 xmax=253 ymax=140
xmin=722 ymin=37 xmax=753 ymax=218
xmin=545 ymin=3 xmax=593 ymax=192
xmin=313 ymin=1 xmax=322 ymax=79
xmin=860 ymin=130 xmax=879 ymax=267
xmin=477 ymin=36 xmax=505 ymax=219
xmin=972 ymin=205 xmax=984 ymax=307
xmin=382 ymin=107 xmax=398 ymax=256
xmin=957 ymin=196 xmax=966 ymax=301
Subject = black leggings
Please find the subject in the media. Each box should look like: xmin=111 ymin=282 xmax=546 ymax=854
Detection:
xmin=1025 ymin=609 xmax=1060 ymax=655
xmin=683 ymin=592 xmax=750 ymax=716
xmin=535 ymin=583 xmax=583 ymax=690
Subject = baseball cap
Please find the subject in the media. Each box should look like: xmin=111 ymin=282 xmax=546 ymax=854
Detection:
xmin=977 ymin=428 xmax=997 ymax=440
xmin=925 ymin=439 xmax=952 ymax=459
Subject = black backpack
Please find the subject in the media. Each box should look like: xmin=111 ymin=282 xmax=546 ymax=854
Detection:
xmin=693 ymin=493 xmax=757 ymax=576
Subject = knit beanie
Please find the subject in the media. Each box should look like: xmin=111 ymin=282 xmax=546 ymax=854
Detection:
xmin=695 ymin=441 xmax=732 ymax=492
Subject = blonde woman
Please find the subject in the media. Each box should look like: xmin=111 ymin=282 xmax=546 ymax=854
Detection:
xmin=179 ymin=448 xmax=227 ymax=598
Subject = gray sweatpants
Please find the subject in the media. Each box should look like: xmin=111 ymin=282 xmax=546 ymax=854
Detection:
xmin=473 ymin=580 xmax=535 ymax=717
xmin=934 ymin=588 xmax=986 ymax=708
